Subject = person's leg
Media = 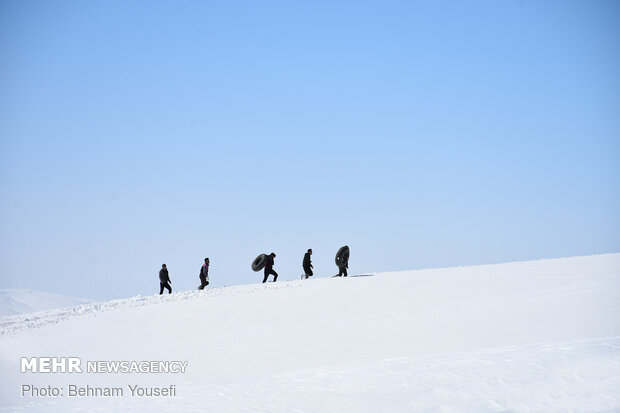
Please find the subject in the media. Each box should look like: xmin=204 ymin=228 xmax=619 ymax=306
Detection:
xmin=166 ymin=283 xmax=172 ymax=293
xmin=159 ymin=283 xmax=164 ymax=295
xmin=263 ymin=272 xmax=269 ymax=283
xmin=272 ymin=270 xmax=278 ymax=282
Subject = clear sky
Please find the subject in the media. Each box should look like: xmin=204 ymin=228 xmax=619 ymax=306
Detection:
xmin=1 ymin=0 xmax=618 ymax=300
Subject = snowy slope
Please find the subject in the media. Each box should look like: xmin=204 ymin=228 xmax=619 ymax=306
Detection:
xmin=0 ymin=254 xmax=619 ymax=412
xmin=0 ymin=289 xmax=94 ymax=317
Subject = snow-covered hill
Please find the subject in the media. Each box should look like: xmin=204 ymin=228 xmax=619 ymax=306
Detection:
xmin=0 ymin=254 xmax=619 ymax=412
xmin=0 ymin=289 xmax=93 ymax=317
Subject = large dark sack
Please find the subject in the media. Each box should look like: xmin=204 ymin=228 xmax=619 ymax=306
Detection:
xmin=335 ymin=245 xmax=350 ymax=268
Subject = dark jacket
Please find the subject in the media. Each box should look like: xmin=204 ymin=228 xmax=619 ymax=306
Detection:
xmin=265 ymin=255 xmax=274 ymax=270
xmin=303 ymin=253 xmax=312 ymax=269
xmin=159 ymin=268 xmax=170 ymax=283
xmin=200 ymin=264 xmax=209 ymax=279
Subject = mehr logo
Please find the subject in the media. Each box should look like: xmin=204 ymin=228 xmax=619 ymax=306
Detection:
xmin=20 ymin=357 xmax=189 ymax=374
xmin=21 ymin=357 xmax=82 ymax=373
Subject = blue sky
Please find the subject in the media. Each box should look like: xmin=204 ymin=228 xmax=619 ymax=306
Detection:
xmin=1 ymin=0 xmax=618 ymax=300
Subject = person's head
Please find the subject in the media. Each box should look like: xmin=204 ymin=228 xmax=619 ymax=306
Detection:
xmin=308 ymin=249 xmax=312 ymax=254
xmin=162 ymin=264 xmax=166 ymax=268
xmin=270 ymin=252 xmax=276 ymax=257
xmin=205 ymin=258 xmax=209 ymax=263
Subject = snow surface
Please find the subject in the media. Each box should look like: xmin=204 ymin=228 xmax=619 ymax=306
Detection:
xmin=1 ymin=254 xmax=619 ymax=412
xmin=0 ymin=289 xmax=94 ymax=317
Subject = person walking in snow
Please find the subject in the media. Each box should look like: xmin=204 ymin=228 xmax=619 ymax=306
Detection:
xmin=263 ymin=253 xmax=278 ymax=283
xmin=335 ymin=246 xmax=349 ymax=277
xmin=198 ymin=258 xmax=210 ymax=290
xmin=303 ymin=249 xmax=313 ymax=279
xmin=159 ymin=264 xmax=172 ymax=294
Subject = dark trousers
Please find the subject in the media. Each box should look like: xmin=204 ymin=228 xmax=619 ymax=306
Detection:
xmin=263 ymin=268 xmax=278 ymax=283
xmin=198 ymin=276 xmax=209 ymax=290
xmin=303 ymin=266 xmax=313 ymax=278
xmin=337 ymin=266 xmax=348 ymax=277
xmin=159 ymin=282 xmax=172 ymax=294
